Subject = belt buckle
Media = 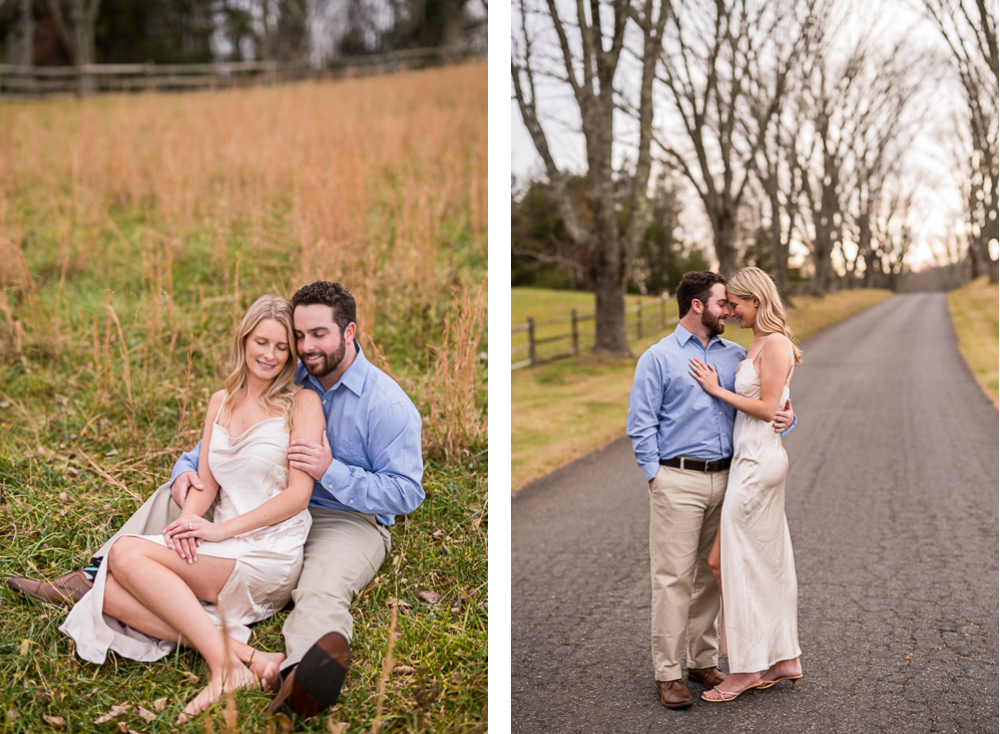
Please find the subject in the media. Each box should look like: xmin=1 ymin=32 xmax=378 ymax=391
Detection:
xmin=679 ymin=457 xmax=686 ymax=471
xmin=703 ymin=460 xmax=711 ymax=472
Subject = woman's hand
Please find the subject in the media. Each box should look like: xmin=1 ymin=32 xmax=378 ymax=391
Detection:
xmin=688 ymin=358 xmax=721 ymax=395
xmin=164 ymin=515 xmax=230 ymax=561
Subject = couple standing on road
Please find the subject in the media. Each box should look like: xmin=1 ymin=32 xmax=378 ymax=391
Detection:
xmin=627 ymin=268 xmax=804 ymax=707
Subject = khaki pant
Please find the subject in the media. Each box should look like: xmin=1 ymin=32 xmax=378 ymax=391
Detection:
xmin=649 ymin=465 xmax=728 ymax=681
xmin=96 ymin=483 xmax=391 ymax=670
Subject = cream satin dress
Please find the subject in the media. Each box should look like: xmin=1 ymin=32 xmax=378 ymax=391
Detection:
xmin=61 ymin=416 xmax=312 ymax=664
xmin=719 ymin=341 xmax=801 ymax=673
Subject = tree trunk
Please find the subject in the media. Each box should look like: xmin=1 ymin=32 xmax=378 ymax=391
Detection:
xmin=765 ymin=180 xmax=790 ymax=303
xmin=592 ymin=257 xmax=630 ymax=355
xmin=714 ymin=209 xmax=738 ymax=277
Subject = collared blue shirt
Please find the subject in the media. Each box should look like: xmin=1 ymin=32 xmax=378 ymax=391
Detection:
xmin=627 ymin=324 xmax=747 ymax=482
xmin=170 ymin=344 xmax=424 ymax=526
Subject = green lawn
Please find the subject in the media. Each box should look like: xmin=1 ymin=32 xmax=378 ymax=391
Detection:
xmin=947 ymin=276 xmax=999 ymax=406
xmin=512 ymin=288 xmax=669 ymax=365
xmin=511 ymin=287 xmax=894 ymax=492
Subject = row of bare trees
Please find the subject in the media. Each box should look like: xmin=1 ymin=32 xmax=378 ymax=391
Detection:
xmin=513 ymin=0 xmax=998 ymax=355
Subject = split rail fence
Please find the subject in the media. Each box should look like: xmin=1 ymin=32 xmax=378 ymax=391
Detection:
xmin=0 ymin=48 xmax=475 ymax=97
xmin=512 ymin=295 xmax=677 ymax=370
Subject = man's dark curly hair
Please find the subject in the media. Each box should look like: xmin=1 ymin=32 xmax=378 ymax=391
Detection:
xmin=676 ymin=271 xmax=726 ymax=318
xmin=290 ymin=281 xmax=357 ymax=334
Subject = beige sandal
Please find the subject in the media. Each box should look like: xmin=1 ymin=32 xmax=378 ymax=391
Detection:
xmin=756 ymin=674 xmax=802 ymax=690
xmin=700 ymin=678 xmax=763 ymax=702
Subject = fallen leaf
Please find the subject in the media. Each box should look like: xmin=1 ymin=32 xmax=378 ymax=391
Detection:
xmin=471 ymin=518 xmax=482 ymax=530
xmin=116 ymin=722 xmax=127 ymax=733
xmin=137 ymin=706 xmax=156 ymax=723
xmin=182 ymin=671 xmax=199 ymax=683
xmin=65 ymin=467 xmax=79 ymax=477
xmin=393 ymin=665 xmax=416 ymax=675
xmin=451 ymin=606 xmax=461 ymax=614
xmin=6 ymin=710 xmax=18 ymax=721
xmin=327 ymin=721 xmax=346 ymax=734
xmin=59 ymin=509 xmax=68 ymax=516
xmin=152 ymin=698 xmax=169 ymax=712
xmin=441 ymin=544 xmax=450 ymax=555
xmin=432 ymin=529 xmax=443 ymax=538
xmin=451 ymin=671 xmax=462 ymax=685
xmin=93 ymin=703 xmax=131 ymax=723
xmin=0 ymin=401 xmax=10 ymax=408
xmin=478 ymin=599 xmax=488 ymax=609
xmin=105 ymin=449 xmax=118 ymax=457
xmin=387 ymin=597 xmax=413 ymax=611
xmin=58 ymin=492 xmax=71 ymax=502
xmin=19 ymin=639 xmax=31 ymax=656
xmin=418 ymin=590 xmax=442 ymax=604
xmin=42 ymin=714 xmax=66 ymax=728
xmin=37 ymin=614 xmax=50 ymax=621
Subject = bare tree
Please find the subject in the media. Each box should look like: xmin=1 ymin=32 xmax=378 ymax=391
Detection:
xmin=512 ymin=0 xmax=668 ymax=355
xmin=791 ymin=26 xmax=922 ymax=295
xmin=654 ymin=0 xmax=817 ymax=277
xmin=923 ymin=0 xmax=998 ymax=282
xmin=46 ymin=0 xmax=101 ymax=95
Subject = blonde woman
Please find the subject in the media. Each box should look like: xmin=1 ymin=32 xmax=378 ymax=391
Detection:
xmin=61 ymin=295 xmax=326 ymax=719
xmin=686 ymin=267 xmax=804 ymax=702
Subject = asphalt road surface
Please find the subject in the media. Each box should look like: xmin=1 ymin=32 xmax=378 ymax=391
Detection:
xmin=512 ymin=293 xmax=999 ymax=734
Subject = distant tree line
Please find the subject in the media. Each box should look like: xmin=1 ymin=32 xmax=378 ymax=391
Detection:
xmin=0 ymin=0 xmax=486 ymax=68
xmin=513 ymin=0 xmax=998 ymax=356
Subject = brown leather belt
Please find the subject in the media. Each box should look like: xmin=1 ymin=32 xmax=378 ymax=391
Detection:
xmin=660 ymin=456 xmax=732 ymax=472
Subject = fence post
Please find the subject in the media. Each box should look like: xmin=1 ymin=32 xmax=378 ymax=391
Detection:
xmin=527 ymin=317 xmax=536 ymax=367
xmin=660 ymin=296 xmax=666 ymax=330
xmin=636 ymin=301 xmax=643 ymax=340
xmin=571 ymin=309 xmax=579 ymax=356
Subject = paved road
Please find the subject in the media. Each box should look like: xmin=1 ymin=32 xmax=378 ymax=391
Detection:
xmin=512 ymin=293 xmax=999 ymax=734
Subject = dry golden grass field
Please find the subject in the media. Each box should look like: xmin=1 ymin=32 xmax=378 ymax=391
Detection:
xmin=0 ymin=63 xmax=486 ymax=733
xmin=947 ymin=276 xmax=999 ymax=406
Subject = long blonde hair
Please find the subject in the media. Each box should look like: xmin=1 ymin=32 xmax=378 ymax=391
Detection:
xmin=217 ymin=295 xmax=301 ymax=429
xmin=726 ymin=267 xmax=803 ymax=365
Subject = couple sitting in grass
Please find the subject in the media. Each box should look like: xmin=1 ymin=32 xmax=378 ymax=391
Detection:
xmin=7 ymin=281 xmax=425 ymax=721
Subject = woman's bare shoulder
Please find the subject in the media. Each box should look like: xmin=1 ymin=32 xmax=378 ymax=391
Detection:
xmin=293 ymin=388 xmax=322 ymax=411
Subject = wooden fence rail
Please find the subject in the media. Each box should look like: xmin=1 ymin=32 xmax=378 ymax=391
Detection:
xmin=512 ymin=295 xmax=678 ymax=370
xmin=0 ymin=48 xmax=477 ymax=97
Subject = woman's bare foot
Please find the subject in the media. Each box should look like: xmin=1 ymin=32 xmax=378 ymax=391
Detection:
xmin=249 ymin=650 xmax=286 ymax=693
xmin=180 ymin=661 xmax=259 ymax=720
xmin=761 ymin=657 xmax=802 ymax=683
xmin=701 ymin=671 xmax=762 ymax=701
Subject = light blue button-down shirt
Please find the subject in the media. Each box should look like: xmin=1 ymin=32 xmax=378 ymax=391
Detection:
xmin=170 ymin=344 xmax=424 ymax=526
xmin=627 ymin=324 xmax=747 ymax=483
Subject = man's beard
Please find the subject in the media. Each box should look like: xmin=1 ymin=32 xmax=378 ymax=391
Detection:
xmin=702 ymin=307 xmax=726 ymax=337
xmin=300 ymin=340 xmax=347 ymax=378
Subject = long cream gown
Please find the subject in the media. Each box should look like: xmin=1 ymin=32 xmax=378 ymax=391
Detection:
xmin=719 ymin=349 xmax=801 ymax=673
xmin=60 ymin=416 xmax=312 ymax=664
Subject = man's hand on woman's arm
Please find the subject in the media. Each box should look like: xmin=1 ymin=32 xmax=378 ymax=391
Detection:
xmin=170 ymin=471 xmax=204 ymax=507
xmin=773 ymin=399 xmax=796 ymax=433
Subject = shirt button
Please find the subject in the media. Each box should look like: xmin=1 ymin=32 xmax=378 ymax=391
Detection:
xmin=323 ymin=400 xmax=327 ymax=405
xmin=328 ymin=484 xmax=333 ymax=489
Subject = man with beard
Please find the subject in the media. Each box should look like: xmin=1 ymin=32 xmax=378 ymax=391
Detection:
xmin=626 ymin=271 xmax=793 ymax=710
xmin=8 ymin=281 xmax=423 ymax=718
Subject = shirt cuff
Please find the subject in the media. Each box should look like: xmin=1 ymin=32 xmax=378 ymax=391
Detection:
xmin=319 ymin=458 xmax=353 ymax=499
xmin=641 ymin=461 xmax=661 ymax=484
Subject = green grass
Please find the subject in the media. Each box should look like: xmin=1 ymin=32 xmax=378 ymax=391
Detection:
xmin=947 ymin=276 xmax=999 ymax=406
xmin=0 ymin=73 xmax=487 ymax=732
xmin=512 ymin=288 xmax=670 ymax=364
xmin=511 ymin=287 xmax=894 ymax=492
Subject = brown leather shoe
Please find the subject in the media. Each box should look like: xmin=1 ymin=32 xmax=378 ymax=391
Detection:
xmin=7 ymin=569 xmax=93 ymax=607
xmin=687 ymin=666 xmax=727 ymax=688
xmin=656 ymin=679 xmax=694 ymax=708
xmin=270 ymin=632 xmax=350 ymax=718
